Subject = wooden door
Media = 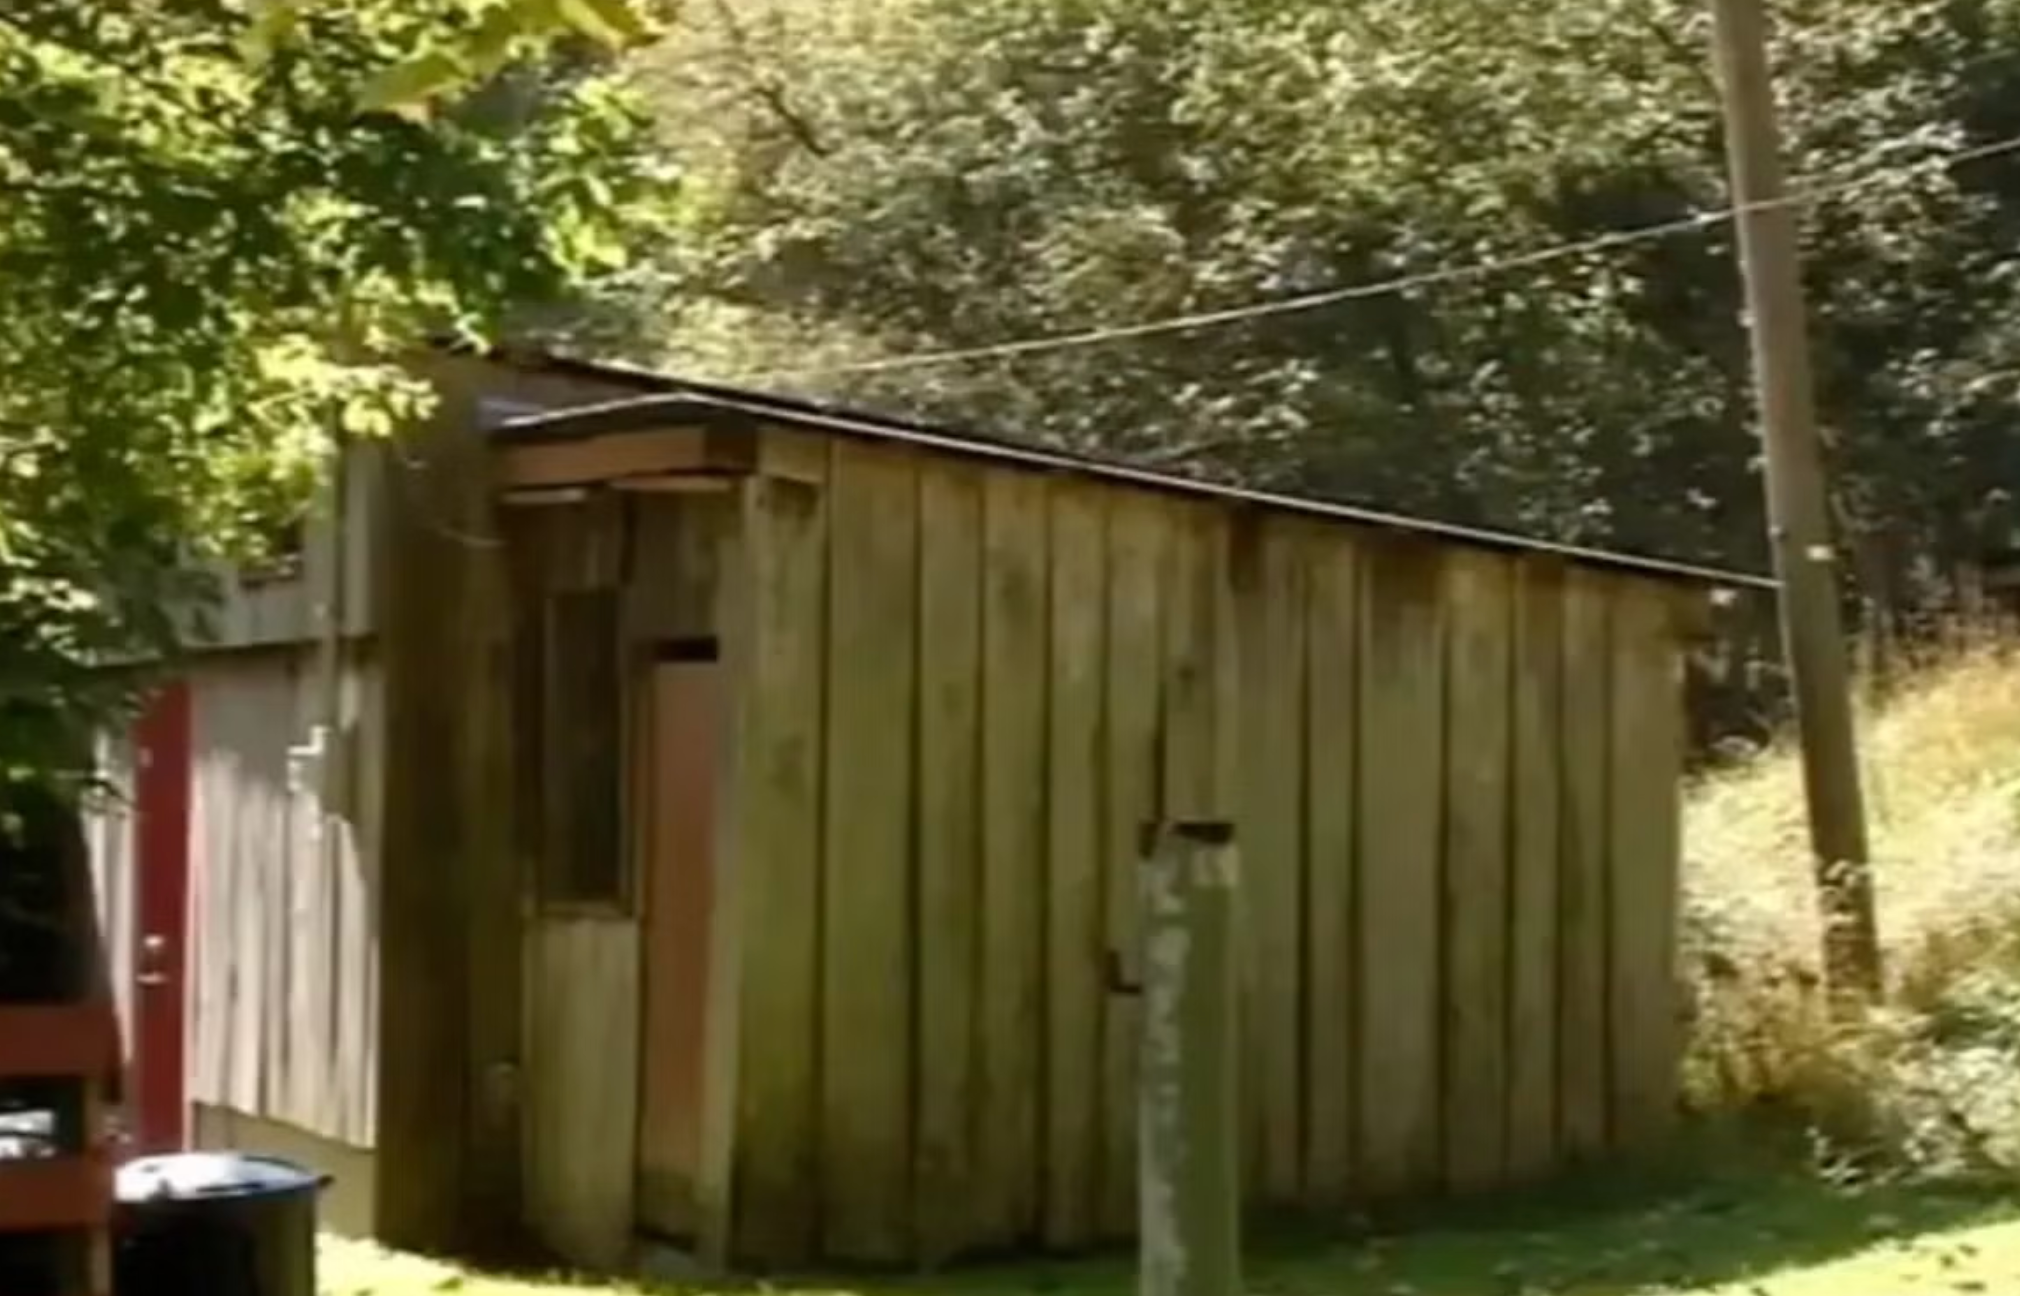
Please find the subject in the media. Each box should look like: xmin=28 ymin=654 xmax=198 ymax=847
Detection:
xmin=520 ymin=585 xmax=641 ymax=1272
xmin=635 ymin=651 xmax=720 ymax=1241
xmin=131 ymin=680 xmax=191 ymax=1152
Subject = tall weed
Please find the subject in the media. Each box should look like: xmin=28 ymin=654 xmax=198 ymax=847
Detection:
xmin=1683 ymin=643 xmax=2020 ymax=1178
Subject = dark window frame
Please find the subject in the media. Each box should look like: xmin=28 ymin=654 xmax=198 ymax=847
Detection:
xmin=528 ymin=586 xmax=630 ymax=912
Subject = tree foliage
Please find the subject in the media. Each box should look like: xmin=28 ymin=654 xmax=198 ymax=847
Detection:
xmin=243 ymin=0 xmax=661 ymax=117
xmin=0 ymin=0 xmax=666 ymax=778
xmin=609 ymin=0 xmax=2020 ymax=614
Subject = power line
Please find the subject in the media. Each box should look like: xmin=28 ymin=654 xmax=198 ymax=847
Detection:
xmin=732 ymin=129 xmax=2020 ymax=385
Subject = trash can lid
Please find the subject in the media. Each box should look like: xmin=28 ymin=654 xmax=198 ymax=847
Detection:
xmin=116 ymin=1151 xmax=323 ymax=1202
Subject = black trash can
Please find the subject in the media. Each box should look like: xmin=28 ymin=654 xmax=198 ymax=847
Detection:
xmin=112 ymin=1152 xmax=328 ymax=1296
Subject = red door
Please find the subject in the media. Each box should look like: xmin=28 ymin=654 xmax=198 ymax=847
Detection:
xmin=130 ymin=680 xmax=192 ymax=1152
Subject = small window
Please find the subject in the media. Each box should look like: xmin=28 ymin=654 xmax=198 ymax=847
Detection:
xmin=538 ymin=588 xmax=626 ymax=907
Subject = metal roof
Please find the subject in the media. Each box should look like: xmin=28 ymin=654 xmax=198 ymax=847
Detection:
xmin=478 ymin=346 xmax=1775 ymax=591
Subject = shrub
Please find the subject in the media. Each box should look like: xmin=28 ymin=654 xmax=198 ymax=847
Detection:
xmin=1682 ymin=643 xmax=2020 ymax=1181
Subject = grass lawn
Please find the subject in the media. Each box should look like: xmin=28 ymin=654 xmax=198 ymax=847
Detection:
xmin=321 ymin=1173 xmax=2020 ymax=1295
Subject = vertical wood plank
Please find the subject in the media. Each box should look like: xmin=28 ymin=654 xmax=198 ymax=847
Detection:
xmin=1557 ymin=570 xmax=1612 ymax=1161
xmin=1097 ymin=494 xmax=1166 ymax=1238
xmin=261 ymin=660 xmax=295 ymax=1121
xmin=1302 ymin=533 xmax=1358 ymax=1208
xmin=691 ymin=492 xmax=744 ymax=1267
xmin=638 ymin=662 xmax=722 ymax=1241
xmin=1161 ymin=507 xmax=1216 ymax=825
xmin=1044 ymin=484 xmax=1107 ymax=1247
xmin=976 ymin=470 xmax=1049 ymax=1249
xmin=820 ymin=439 xmax=919 ymax=1263
xmin=1440 ymin=551 xmax=1513 ymax=1194
xmin=1213 ymin=514 xmax=1245 ymax=1196
xmin=697 ymin=508 xmax=745 ymax=1270
xmin=1354 ymin=543 xmax=1446 ymax=1196
xmin=285 ymin=659 xmax=326 ymax=1134
xmin=188 ymin=672 xmax=229 ymax=1110
xmin=374 ymin=406 xmax=478 ymax=1249
xmin=914 ymin=461 xmax=985 ymax=1263
xmin=341 ymin=659 xmax=383 ymax=1146
xmin=320 ymin=658 xmax=374 ymax=1149
xmin=190 ymin=659 xmax=294 ymax=1123
xmin=1208 ymin=517 xmax=1242 ymax=829
xmin=85 ymin=732 xmax=138 ymax=1057
xmin=1233 ymin=519 xmax=1306 ymax=1206
xmin=464 ymin=513 xmax=528 ymax=1239
xmin=1606 ymin=582 xmax=1684 ymax=1152
xmin=523 ymin=917 xmax=640 ymax=1272
xmin=357 ymin=444 xmax=394 ymax=1155
xmin=320 ymin=668 xmax=349 ymax=1145
xmin=726 ymin=473 xmax=827 ymax=1264
xmin=1505 ymin=561 xmax=1564 ymax=1180
xmin=1164 ymin=505 xmax=1241 ymax=1190
xmin=226 ymin=670 xmax=265 ymax=1117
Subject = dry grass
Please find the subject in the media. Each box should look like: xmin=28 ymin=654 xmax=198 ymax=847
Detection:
xmin=1683 ymin=642 xmax=2020 ymax=1172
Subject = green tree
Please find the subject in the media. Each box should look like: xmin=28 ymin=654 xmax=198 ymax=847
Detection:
xmin=245 ymin=0 xmax=660 ymax=115
xmin=0 ymin=0 xmax=668 ymax=780
xmin=610 ymin=0 xmax=2020 ymax=616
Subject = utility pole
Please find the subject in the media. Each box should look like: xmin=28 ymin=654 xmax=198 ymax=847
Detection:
xmin=1708 ymin=0 xmax=1883 ymax=999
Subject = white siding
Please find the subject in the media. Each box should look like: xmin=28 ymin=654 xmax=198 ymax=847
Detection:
xmin=188 ymin=650 xmax=382 ymax=1148
xmin=84 ymin=732 xmax=138 ymax=1051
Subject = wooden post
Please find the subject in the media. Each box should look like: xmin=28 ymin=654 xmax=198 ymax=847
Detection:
xmin=1137 ymin=820 xmax=1241 ymax=1296
xmin=1707 ymin=0 xmax=1883 ymax=999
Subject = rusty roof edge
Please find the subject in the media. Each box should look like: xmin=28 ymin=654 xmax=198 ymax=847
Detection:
xmin=493 ymin=386 xmax=1775 ymax=591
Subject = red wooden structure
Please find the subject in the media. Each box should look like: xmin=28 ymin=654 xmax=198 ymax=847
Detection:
xmin=0 ymin=798 xmax=125 ymax=1296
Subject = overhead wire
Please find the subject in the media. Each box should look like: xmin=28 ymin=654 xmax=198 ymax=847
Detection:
xmin=390 ymin=113 xmax=2020 ymax=550
xmin=730 ymin=128 xmax=2020 ymax=385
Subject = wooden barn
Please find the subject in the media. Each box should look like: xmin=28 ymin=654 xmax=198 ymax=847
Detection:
xmin=86 ymin=348 xmax=1760 ymax=1276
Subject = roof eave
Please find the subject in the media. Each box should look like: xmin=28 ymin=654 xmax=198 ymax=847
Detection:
xmin=493 ymin=391 xmax=1774 ymax=592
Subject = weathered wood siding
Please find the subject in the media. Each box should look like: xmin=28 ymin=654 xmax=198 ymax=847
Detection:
xmin=374 ymin=356 xmax=673 ymax=1253
xmin=185 ymin=649 xmax=383 ymax=1151
xmin=496 ymin=482 xmax=730 ymax=1272
xmin=637 ymin=659 xmax=723 ymax=1243
xmin=523 ymin=916 xmax=640 ymax=1270
xmin=716 ymin=430 xmax=1691 ymax=1267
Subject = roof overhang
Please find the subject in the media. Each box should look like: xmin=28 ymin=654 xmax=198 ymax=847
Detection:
xmin=489 ymin=386 xmax=1774 ymax=596
xmin=491 ymin=391 xmax=777 ymax=503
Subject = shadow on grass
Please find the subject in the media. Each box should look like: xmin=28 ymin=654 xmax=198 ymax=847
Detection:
xmin=992 ymin=1182 xmax=2007 ymax=1296
xmin=354 ymin=1129 xmax=2020 ymax=1295
xmin=850 ymin=1151 xmax=2020 ymax=1296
